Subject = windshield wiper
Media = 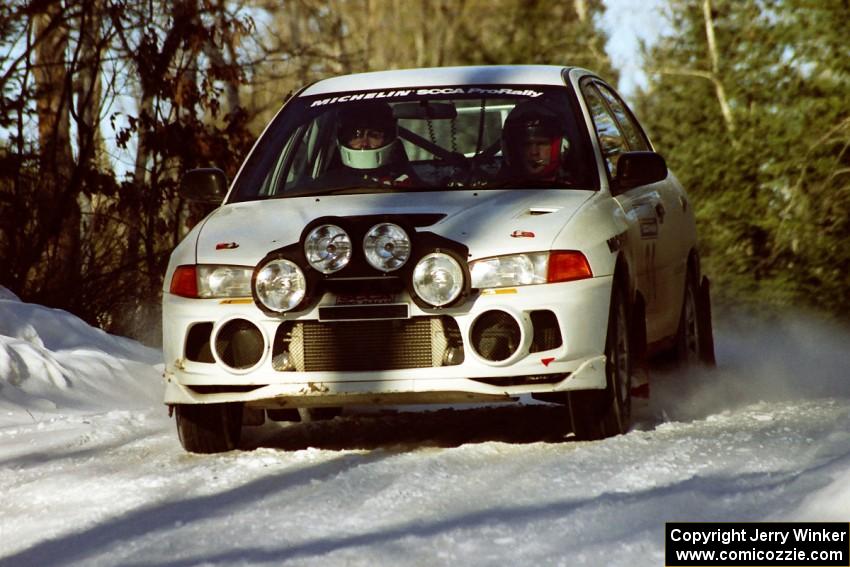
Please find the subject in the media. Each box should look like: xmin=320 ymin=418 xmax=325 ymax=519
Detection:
xmin=276 ymin=185 xmax=413 ymax=198
xmin=478 ymin=179 xmax=584 ymax=190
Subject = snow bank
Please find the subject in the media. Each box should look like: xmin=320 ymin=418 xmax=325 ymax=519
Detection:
xmin=0 ymin=286 xmax=20 ymax=301
xmin=0 ymin=287 xmax=163 ymax=423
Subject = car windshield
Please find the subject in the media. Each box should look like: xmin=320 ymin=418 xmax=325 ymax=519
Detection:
xmin=229 ymin=84 xmax=598 ymax=203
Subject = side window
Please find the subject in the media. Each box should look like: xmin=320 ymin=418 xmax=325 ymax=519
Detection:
xmin=256 ymin=128 xmax=303 ymax=197
xmin=582 ymin=82 xmax=627 ymax=178
xmin=281 ymin=126 xmax=310 ymax=189
xmin=596 ymin=83 xmax=650 ymax=152
xmin=275 ymin=114 xmax=337 ymax=194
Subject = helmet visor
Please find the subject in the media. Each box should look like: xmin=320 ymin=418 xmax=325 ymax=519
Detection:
xmin=340 ymin=127 xmax=392 ymax=149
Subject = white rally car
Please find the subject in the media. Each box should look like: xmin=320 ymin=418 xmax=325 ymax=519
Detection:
xmin=164 ymin=65 xmax=715 ymax=453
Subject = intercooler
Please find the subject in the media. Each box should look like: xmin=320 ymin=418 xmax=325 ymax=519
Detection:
xmin=277 ymin=317 xmax=462 ymax=372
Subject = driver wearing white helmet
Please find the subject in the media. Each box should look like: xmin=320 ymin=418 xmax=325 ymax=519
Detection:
xmin=334 ymin=101 xmax=418 ymax=187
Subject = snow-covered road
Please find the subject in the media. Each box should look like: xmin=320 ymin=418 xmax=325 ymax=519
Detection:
xmin=2 ymin=288 xmax=849 ymax=566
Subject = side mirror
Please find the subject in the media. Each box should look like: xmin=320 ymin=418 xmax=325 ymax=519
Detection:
xmin=180 ymin=168 xmax=228 ymax=203
xmin=615 ymin=151 xmax=668 ymax=192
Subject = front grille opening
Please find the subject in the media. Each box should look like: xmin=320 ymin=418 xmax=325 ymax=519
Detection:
xmin=529 ymin=310 xmax=563 ymax=353
xmin=471 ymin=373 xmax=569 ymax=387
xmin=214 ymin=319 xmax=264 ymax=370
xmin=185 ymin=322 xmax=214 ymax=363
xmin=442 ymin=316 xmax=464 ymax=366
xmin=275 ymin=316 xmax=463 ymax=372
xmin=187 ymin=385 xmax=265 ymax=394
xmin=470 ymin=310 xmax=521 ymax=362
xmin=272 ymin=323 xmax=297 ymax=371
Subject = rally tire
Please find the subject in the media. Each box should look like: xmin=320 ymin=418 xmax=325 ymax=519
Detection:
xmin=175 ymin=403 xmax=243 ymax=454
xmin=675 ymin=268 xmax=716 ymax=368
xmin=697 ymin=276 xmax=717 ymax=367
xmin=568 ymin=284 xmax=632 ymax=440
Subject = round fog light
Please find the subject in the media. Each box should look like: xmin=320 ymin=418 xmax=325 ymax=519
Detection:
xmin=413 ymin=252 xmax=464 ymax=307
xmin=255 ymin=259 xmax=306 ymax=312
xmin=364 ymin=223 xmax=410 ymax=272
xmin=305 ymin=224 xmax=352 ymax=274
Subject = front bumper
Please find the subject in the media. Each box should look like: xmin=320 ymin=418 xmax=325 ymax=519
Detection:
xmin=162 ymin=275 xmax=613 ymax=407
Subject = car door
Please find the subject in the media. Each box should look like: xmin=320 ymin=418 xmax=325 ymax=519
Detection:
xmin=594 ymin=80 xmax=693 ymax=341
xmin=580 ymin=79 xmax=685 ymax=343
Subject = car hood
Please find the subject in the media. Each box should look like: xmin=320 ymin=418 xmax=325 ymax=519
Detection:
xmin=195 ymin=189 xmax=595 ymax=265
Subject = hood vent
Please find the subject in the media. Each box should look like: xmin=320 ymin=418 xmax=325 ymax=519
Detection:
xmin=519 ymin=207 xmax=560 ymax=217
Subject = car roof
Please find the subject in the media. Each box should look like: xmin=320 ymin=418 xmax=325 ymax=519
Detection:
xmin=301 ymin=65 xmax=577 ymax=96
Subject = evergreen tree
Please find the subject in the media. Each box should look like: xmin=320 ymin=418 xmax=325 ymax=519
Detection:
xmin=636 ymin=0 xmax=850 ymax=317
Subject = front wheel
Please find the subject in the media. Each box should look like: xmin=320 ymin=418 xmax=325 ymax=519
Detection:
xmin=175 ymin=403 xmax=243 ymax=454
xmin=568 ymin=284 xmax=632 ymax=440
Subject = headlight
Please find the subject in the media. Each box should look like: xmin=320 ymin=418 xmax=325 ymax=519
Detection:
xmin=197 ymin=265 xmax=253 ymax=298
xmin=254 ymin=259 xmax=306 ymax=312
xmin=470 ymin=253 xmax=548 ymax=288
xmin=412 ymin=252 xmax=464 ymax=307
xmin=363 ymin=223 xmax=411 ymax=272
xmin=469 ymin=251 xmax=592 ymax=288
xmin=305 ymin=224 xmax=352 ymax=274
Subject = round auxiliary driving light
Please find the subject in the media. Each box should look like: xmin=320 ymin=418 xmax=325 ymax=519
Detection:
xmin=305 ymin=224 xmax=352 ymax=274
xmin=364 ymin=223 xmax=411 ymax=272
xmin=255 ymin=259 xmax=306 ymax=312
xmin=412 ymin=252 xmax=464 ymax=307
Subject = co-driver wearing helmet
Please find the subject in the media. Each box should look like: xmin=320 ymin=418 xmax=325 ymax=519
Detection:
xmin=499 ymin=100 xmax=569 ymax=184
